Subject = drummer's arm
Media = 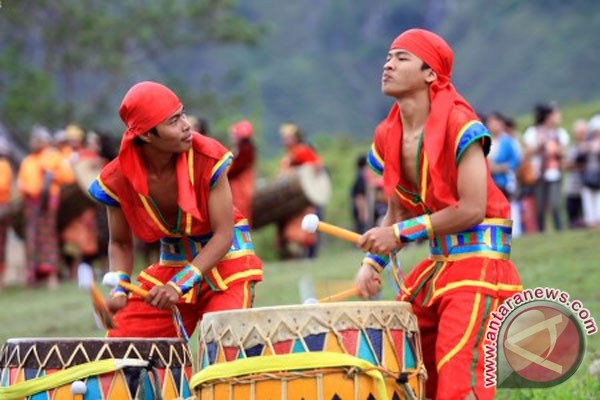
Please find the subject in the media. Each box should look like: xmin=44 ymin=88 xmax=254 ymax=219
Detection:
xmin=105 ymin=206 xmax=134 ymax=310
xmin=107 ymin=206 xmax=134 ymax=275
xmin=190 ymin=172 xmax=234 ymax=272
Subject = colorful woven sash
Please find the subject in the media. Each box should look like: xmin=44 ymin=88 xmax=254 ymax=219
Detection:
xmin=429 ymin=218 xmax=512 ymax=261
xmin=158 ymin=222 xmax=255 ymax=266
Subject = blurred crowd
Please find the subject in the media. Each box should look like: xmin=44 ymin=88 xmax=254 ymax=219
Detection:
xmin=351 ymin=102 xmax=600 ymax=237
xmin=2 ymin=101 xmax=600 ymax=290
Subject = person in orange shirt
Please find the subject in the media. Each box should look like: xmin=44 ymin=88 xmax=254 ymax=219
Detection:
xmin=0 ymin=139 xmax=13 ymax=291
xmin=277 ymin=123 xmax=323 ymax=259
xmin=227 ymin=119 xmax=256 ymax=226
xmin=17 ymin=126 xmax=70 ymax=289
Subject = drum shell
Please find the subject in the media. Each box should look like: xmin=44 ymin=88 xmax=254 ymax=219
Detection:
xmin=194 ymin=302 xmax=426 ymax=399
xmin=0 ymin=337 xmax=193 ymax=399
xmin=251 ymin=165 xmax=331 ymax=229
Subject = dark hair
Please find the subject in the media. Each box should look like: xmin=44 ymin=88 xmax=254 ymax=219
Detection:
xmin=198 ymin=118 xmax=210 ymax=136
xmin=421 ymin=62 xmax=431 ymax=71
xmin=504 ymin=116 xmax=516 ymax=130
xmin=356 ymin=154 xmax=367 ymax=169
xmin=133 ymin=127 xmax=159 ymax=146
xmin=534 ymin=103 xmax=556 ymax=125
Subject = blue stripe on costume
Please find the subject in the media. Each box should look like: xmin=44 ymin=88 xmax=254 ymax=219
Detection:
xmin=88 ymin=178 xmax=120 ymax=207
xmin=367 ymin=144 xmax=384 ymax=176
xmin=210 ymin=152 xmax=233 ymax=188
xmin=455 ymin=121 xmax=491 ymax=163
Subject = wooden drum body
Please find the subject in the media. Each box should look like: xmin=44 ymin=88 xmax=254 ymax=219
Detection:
xmin=192 ymin=302 xmax=426 ymax=399
xmin=252 ymin=165 xmax=331 ymax=229
xmin=0 ymin=338 xmax=193 ymax=400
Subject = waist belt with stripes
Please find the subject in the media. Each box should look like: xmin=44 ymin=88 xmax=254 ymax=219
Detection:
xmin=158 ymin=223 xmax=255 ymax=266
xmin=429 ymin=218 xmax=512 ymax=261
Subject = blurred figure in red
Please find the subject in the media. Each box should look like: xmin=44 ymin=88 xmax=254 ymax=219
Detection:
xmin=227 ymin=119 xmax=256 ymax=226
xmin=0 ymin=139 xmax=13 ymax=291
xmin=277 ymin=122 xmax=323 ymax=259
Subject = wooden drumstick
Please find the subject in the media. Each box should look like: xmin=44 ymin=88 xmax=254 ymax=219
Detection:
xmin=301 ymin=214 xmax=361 ymax=243
xmin=103 ymin=273 xmax=149 ymax=298
xmin=103 ymin=272 xmax=190 ymax=341
xmin=77 ymin=263 xmax=116 ymax=330
xmin=318 ymin=286 xmax=361 ymax=303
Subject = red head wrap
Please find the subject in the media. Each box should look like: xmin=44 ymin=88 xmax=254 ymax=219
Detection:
xmin=382 ymin=29 xmax=478 ymax=205
xmin=118 ymin=81 xmax=202 ymax=220
xmin=230 ymin=119 xmax=254 ymax=140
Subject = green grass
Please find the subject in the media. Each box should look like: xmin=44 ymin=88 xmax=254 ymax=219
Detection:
xmin=1 ymin=228 xmax=599 ymax=398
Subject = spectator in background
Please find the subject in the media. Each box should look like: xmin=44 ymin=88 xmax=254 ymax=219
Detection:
xmin=486 ymin=112 xmax=521 ymax=198
xmin=0 ymin=139 xmax=13 ymax=291
xmin=277 ymin=122 xmax=323 ymax=259
xmin=523 ymin=102 xmax=569 ymax=232
xmin=581 ymin=115 xmax=600 ymax=227
xmin=188 ymin=116 xmax=211 ymax=136
xmin=563 ymin=119 xmax=588 ymax=229
xmin=228 ymin=119 xmax=256 ymax=226
xmin=17 ymin=126 xmax=70 ymax=289
xmin=486 ymin=112 xmax=522 ymax=235
xmin=351 ymin=154 xmax=369 ymax=233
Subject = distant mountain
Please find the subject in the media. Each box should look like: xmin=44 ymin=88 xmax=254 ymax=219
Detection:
xmin=198 ymin=0 xmax=600 ymax=149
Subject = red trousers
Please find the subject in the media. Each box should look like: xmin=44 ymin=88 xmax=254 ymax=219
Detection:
xmin=108 ymin=280 xmax=256 ymax=338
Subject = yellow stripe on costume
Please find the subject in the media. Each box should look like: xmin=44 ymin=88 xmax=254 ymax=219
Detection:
xmin=222 ymin=269 xmax=263 ymax=286
xmin=420 ymin=153 xmax=429 ymax=202
xmin=210 ymin=268 xmax=228 ymax=290
xmin=97 ymin=177 xmax=120 ymax=203
xmin=437 ymin=292 xmax=482 ymax=372
xmin=138 ymin=194 xmax=172 ymax=235
xmin=371 ymin=143 xmax=384 ymax=165
xmin=211 ymin=151 xmax=233 ymax=180
xmin=139 ymin=270 xmax=164 ymax=286
xmin=454 ymin=120 xmax=480 ymax=155
xmin=432 ymin=281 xmax=524 ymax=300
xmin=187 ymin=147 xmax=195 ymax=185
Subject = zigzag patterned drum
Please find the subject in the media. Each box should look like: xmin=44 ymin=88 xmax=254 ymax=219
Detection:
xmin=194 ymin=301 xmax=426 ymax=399
xmin=0 ymin=338 xmax=193 ymax=400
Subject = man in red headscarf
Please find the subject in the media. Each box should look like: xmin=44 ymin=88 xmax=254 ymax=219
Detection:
xmin=88 ymin=81 xmax=262 ymax=338
xmin=354 ymin=29 xmax=522 ymax=399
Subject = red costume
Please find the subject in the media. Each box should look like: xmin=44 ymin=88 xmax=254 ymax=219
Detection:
xmin=89 ymin=82 xmax=262 ymax=337
xmin=367 ymin=30 xmax=522 ymax=399
xmin=228 ymin=120 xmax=256 ymax=226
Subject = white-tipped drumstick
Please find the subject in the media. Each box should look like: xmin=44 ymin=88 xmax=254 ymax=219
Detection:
xmin=301 ymin=213 xmax=361 ymax=243
xmin=103 ymin=272 xmax=149 ymax=298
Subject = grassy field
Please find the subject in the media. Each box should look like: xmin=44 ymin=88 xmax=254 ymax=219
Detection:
xmin=1 ymin=228 xmax=599 ymax=398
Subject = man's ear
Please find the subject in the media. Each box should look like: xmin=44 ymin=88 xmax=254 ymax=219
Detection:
xmin=425 ymin=69 xmax=437 ymax=84
xmin=138 ymin=132 xmax=152 ymax=143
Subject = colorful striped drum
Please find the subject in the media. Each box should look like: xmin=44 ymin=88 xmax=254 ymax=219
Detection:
xmin=193 ymin=302 xmax=426 ymax=399
xmin=0 ymin=338 xmax=193 ymax=400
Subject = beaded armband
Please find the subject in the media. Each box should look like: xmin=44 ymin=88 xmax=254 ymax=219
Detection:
xmin=167 ymin=264 xmax=202 ymax=296
xmin=393 ymin=215 xmax=434 ymax=244
xmin=111 ymin=271 xmax=131 ymax=297
xmin=362 ymin=252 xmax=390 ymax=273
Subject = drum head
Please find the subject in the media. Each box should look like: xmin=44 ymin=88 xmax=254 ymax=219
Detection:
xmin=296 ymin=164 xmax=332 ymax=206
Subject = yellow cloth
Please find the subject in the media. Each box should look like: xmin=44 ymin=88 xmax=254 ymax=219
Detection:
xmin=191 ymin=352 xmax=388 ymax=400
xmin=0 ymin=158 xmax=13 ymax=204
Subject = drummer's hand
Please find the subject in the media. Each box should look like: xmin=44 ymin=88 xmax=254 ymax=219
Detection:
xmin=106 ymin=295 xmax=128 ymax=314
xmin=146 ymin=284 xmax=180 ymax=310
xmin=355 ymin=264 xmax=382 ymax=299
xmin=357 ymin=226 xmax=399 ymax=254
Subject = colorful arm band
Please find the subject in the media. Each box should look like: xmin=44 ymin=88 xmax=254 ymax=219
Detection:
xmin=167 ymin=264 xmax=202 ymax=296
xmin=111 ymin=271 xmax=131 ymax=297
xmin=393 ymin=215 xmax=434 ymax=244
xmin=362 ymin=252 xmax=390 ymax=273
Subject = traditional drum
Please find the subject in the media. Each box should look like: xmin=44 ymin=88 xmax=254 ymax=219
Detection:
xmin=0 ymin=338 xmax=193 ymax=400
xmin=252 ymin=164 xmax=332 ymax=229
xmin=192 ymin=302 xmax=426 ymax=399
